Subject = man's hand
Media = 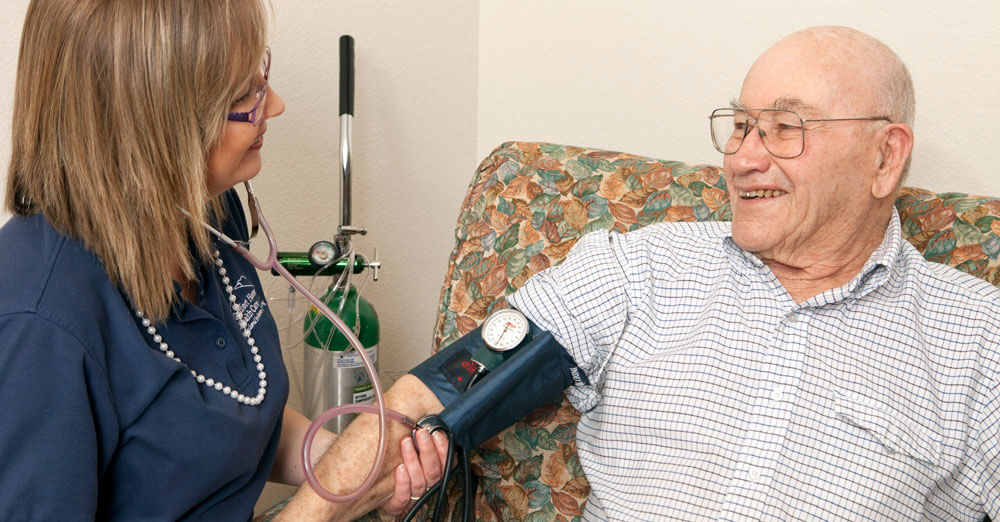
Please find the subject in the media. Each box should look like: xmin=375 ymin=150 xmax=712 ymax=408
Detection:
xmin=380 ymin=429 xmax=451 ymax=516
xmin=275 ymin=374 xmax=444 ymax=521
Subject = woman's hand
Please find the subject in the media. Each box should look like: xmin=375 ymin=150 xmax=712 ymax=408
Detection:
xmin=380 ymin=429 xmax=450 ymax=516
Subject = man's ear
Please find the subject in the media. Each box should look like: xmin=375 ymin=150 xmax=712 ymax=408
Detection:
xmin=871 ymin=123 xmax=914 ymax=199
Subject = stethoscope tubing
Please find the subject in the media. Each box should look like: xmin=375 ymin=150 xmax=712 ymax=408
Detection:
xmin=190 ymin=182 xmax=405 ymax=504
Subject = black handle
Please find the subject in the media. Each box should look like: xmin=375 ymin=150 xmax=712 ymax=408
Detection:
xmin=339 ymin=35 xmax=354 ymax=116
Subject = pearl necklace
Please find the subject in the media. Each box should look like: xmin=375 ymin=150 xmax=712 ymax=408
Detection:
xmin=136 ymin=250 xmax=267 ymax=406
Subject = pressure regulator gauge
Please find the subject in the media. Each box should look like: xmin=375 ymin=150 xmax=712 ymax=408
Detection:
xmin=308 ymin=240 xmax=339 ymax=266
xmin=481 ymin=308 xmax=530 ymax=351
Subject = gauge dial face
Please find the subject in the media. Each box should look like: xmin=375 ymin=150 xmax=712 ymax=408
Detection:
xmin=309 ymin=241 xmax=338 ymax=265
xmin=481 ymin=308 xmax=529 ymax=351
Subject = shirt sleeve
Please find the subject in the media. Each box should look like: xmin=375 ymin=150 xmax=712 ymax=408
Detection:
xmin=0 ymin=313 xmax=116 ymax=519
xmin=507 ymin=229 xmax=636 ymax=412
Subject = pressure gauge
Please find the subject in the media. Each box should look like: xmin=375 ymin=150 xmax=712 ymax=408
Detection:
xmin=308 ymin=241 xmax=339 ymax=266
xmin=481 ymin=308 xmax=530 ymax=351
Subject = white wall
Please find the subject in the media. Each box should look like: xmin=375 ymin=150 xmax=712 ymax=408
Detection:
xmin=0 ymin=0 xmax=26 ymax=225
xmin=478 ymin=0 xmax=1000 ymax=196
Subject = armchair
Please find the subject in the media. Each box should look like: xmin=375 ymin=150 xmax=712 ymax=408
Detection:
xmin=433 ymin=141 xmax=1000 ymax=520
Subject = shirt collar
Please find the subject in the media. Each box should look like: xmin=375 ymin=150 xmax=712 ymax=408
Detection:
xmin=722 ymin=208 xmax=903 ymax=301
xmin=845 ymin=207 xmax=901 ymax=299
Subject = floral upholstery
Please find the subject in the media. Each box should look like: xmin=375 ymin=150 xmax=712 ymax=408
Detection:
xmin=261 ymin=141 xmax=1000 ymax=521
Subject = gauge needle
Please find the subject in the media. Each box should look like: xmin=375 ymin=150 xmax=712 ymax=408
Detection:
xmin=497 ymin=325 xmax=511 ymax=343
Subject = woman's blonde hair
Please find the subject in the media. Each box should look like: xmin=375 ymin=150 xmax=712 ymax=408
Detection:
xmin=7 ymin=0 xmax=268 ymax=321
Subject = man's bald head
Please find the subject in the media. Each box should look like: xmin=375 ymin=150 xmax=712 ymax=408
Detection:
xmin=757 ymin=26 xmax=914 ymax=126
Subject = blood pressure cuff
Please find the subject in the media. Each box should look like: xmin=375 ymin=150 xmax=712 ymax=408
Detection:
xmin=409 ymin=317 xmax=587 ymax=449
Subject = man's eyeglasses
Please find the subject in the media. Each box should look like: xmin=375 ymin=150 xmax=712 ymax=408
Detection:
xmin=709 ymin=108 xmax=890 ymax=159
xmin=227 ymin=47 xmax=271 ymax=127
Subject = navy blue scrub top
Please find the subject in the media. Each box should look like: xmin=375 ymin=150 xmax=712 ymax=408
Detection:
xmin=0 ymin=190 xmax=289 ymax=520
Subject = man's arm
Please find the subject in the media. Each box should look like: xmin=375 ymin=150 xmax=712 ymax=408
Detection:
xmin=275 ymin=374 xmax=444 ymax=521
xmin=270 ymin=406 xmax=337 ymax=486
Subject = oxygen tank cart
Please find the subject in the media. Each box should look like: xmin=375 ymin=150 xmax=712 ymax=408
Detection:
xmin=275 ymin=35 xmax=381 ymax=433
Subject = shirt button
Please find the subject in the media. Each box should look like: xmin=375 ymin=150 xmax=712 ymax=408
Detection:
xmin=749 ymin=468 xmax=763 ymax=481
xmin=215 ymin=337 xmax=227 ymax=349
xmin=770 ymin=387 xmax=786 ymax=402
xmin=785 ymin=313 xmax=798 ymax=324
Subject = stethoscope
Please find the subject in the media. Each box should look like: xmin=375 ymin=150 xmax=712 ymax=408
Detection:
xmin=186 ymin=181 xmax=410 ymax=504
xmin=191 ymin=182 xmax=470 ymax=520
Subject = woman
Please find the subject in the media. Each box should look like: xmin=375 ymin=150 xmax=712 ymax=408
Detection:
xmin=0 ymin=0 xmax=443 ymax=519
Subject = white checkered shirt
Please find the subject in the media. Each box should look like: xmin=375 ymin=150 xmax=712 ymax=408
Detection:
xmin=507 ymin=210 xmax=1000 ymax=521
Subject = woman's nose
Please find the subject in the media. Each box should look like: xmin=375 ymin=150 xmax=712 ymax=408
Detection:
xmin=264 ymin=86 xmax=285 ymax=119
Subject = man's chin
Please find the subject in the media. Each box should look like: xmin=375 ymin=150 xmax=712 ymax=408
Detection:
xmin=730 ymin=224 xmax=778 ymax=254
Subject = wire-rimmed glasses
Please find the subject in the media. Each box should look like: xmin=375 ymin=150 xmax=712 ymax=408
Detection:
xmin=226 ymin=47 xmax=271 ymax=127
xmin=709 ymin=108 xmax=890 ymax=159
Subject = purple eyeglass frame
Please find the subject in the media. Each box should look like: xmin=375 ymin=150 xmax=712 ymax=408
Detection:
xmin=226 ymin=47 xmax=271 ymax=126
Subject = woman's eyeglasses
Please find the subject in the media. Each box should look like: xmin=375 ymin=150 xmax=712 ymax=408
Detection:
xmin=226 ymin=47 xmax=271 ymax=127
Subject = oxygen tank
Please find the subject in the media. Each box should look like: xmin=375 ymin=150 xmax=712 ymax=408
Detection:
xmin=302 ymin=283 xmax=379 ymax=433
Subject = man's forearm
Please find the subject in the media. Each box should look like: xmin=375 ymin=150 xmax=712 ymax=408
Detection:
xmin=276 ymin=374 xmax=443 ymax=521
xmin=270 ymin=406 xmax=337 ymax=486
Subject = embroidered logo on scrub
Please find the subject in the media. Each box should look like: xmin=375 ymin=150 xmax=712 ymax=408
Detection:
xmin=233 ymin=275 xmax=267 ymax=332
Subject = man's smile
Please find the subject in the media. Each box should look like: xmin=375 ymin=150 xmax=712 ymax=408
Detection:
xmin=738 ymin=189 xmax=787 ymax=199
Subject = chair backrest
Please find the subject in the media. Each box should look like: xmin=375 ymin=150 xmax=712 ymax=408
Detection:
xmin=433 ymin=141 xmax=1000 ymax=351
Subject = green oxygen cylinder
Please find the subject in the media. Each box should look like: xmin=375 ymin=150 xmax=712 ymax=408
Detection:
xmin=301 ymin=284 xmax=379 ymax=433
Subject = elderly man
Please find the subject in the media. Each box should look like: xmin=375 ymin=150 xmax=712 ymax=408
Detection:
xmin=282 ymin=26 xmax=1000 ymax=521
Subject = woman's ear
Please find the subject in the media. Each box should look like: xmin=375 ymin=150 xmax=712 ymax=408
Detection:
xmin=871 ymin=123 xmax=914 ymax=199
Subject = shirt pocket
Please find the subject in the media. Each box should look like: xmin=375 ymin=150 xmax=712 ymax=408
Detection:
xmin=833 ymin=389 xmax=942 ymax=466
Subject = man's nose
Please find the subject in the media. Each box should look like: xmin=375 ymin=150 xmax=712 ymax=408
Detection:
xmin=729 ymin=123 xmax=771 ymax=174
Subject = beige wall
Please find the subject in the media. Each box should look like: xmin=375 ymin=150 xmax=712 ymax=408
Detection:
xmin=0 ymin=0 xmax=24 ymax=225
xmin=478 ymin=0 xmax=1000 ymax=195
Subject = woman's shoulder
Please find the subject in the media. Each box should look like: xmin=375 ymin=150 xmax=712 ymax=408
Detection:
xmin=0 ymin=213 xmax=119 ymax=321
xmin=0 ymin=213 xmax=148 ymax=392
